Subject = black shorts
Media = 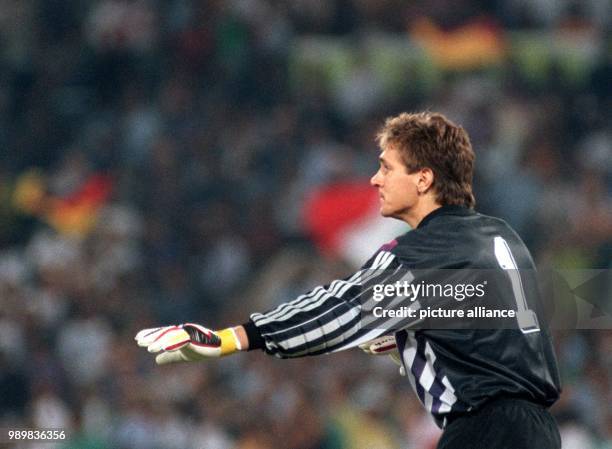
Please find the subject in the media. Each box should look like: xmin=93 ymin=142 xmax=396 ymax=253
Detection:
xmin=437 ymin=398 xmax=561 ymax=449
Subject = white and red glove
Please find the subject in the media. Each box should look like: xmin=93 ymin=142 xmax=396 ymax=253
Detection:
xmin=135 ymin=323 xmax=242 ymax=365
xmin=359 ymin=335 xmax=405 ymax=376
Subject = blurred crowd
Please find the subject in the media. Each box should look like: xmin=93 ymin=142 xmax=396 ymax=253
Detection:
xmin=1 ymin=0 xmax=611 ymax=448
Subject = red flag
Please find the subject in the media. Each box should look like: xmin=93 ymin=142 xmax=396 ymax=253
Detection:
xmin=304 ymin=181 xmax=408 ymax=267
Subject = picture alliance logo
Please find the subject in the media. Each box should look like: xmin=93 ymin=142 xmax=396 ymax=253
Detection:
xmin=372 ymin=280 xmax=488 ymax=302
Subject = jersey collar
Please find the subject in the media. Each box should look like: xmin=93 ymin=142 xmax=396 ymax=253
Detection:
xmin=417 ymin=205 xmax=474 ymax=229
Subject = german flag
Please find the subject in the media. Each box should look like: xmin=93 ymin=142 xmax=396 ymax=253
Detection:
xmin=13 ymin=169 xmax=113 ymax=237
xmin=410 ymin=17 xmax=506 ymax=70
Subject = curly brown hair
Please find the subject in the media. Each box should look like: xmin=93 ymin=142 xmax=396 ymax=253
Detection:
xmin=376 ymin=112 xmax=476 ymax=208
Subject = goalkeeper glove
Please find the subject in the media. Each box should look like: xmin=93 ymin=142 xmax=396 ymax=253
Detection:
xmin=135 ymin=323 xmax=242 ymax=365
xmin=359 ymin=335 xmax=405 ymax=376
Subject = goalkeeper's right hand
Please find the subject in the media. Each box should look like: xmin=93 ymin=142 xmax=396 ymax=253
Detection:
xmin=359 ymin=335 xmax=405 ymax=376
xmin=135 ymin=323 xmax=242 ymax=365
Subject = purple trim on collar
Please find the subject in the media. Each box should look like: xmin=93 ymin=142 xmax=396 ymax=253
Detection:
xmin=379 ymin=239 xmax=398 ymax=251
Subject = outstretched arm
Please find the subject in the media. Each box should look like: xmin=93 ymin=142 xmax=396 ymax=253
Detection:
xmin=136 ymin=248 xmax=406 ymax=364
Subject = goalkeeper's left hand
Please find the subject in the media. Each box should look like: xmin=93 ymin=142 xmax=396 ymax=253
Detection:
xmin=359 ymin=335 xmax=405 ymax=376
xmin=135 ymin=323 xmax=242 ymax=365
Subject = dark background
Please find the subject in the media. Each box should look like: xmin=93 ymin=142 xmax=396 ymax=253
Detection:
xmin=0 ymin=1 xmax=610 ymax=448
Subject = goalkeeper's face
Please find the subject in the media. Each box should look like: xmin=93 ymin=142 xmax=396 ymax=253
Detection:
xmin=370 ymin=147 xmax=421 ymax=220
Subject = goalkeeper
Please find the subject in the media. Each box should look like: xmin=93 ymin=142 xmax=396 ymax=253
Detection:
xmin=136 ymin=112 xmax=561 ymax=449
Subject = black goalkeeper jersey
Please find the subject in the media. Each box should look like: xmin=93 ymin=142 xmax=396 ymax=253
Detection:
xmin=244 ymin=205 xmax=561 ymax=427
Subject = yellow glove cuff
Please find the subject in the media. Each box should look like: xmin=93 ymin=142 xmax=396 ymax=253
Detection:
xmin=217 ymin=327 xmax=242 ymax=356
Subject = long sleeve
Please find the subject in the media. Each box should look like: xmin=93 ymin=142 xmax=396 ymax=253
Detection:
xmin=249 ymin=249 xmax=404 ymax=358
